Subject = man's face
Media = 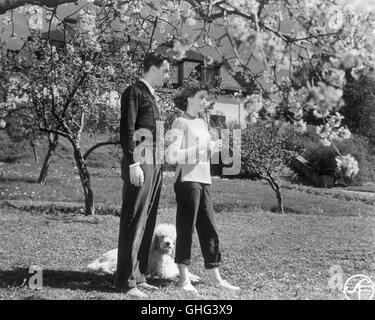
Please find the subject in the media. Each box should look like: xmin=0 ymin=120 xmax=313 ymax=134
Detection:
xmin=152 ymin=60 xmax=170 ymax=87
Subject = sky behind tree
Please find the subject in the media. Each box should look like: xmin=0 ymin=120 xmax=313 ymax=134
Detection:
xmin=340 ymin=0 xmax=375 ymax=11
xmin=1 ymin=0 xmax=374 ymax=50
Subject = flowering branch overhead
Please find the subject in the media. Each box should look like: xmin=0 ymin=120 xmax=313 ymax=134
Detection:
xmin=2 ymin=0 xmax=375 ymax=180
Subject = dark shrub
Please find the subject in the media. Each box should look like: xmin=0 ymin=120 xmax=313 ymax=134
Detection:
xmin=302 ymin=134 xmax=375 ymax=186
xmin=335 ymin=135 xmax=375 ymax=185
xmin=303 ymin=143 xmax=337 ymax=175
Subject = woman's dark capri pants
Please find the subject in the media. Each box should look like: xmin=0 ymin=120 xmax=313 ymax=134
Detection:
xmin=174 ymin=175 xmax=222 ymax=269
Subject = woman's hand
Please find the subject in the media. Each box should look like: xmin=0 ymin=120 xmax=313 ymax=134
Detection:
xmin=209 ymin=129 xmax=219 ymax=141
xmin=210 ymin=139 xmax=222 ymax=153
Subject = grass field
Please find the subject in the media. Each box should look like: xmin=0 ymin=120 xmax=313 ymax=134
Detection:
xmin=1 ymin=204 xmax=374 ymax=300
xmin=1 ymin=131 xmax=375 ymax=300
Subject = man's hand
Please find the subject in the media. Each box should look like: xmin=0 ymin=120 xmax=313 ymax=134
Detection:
xmin=129 ymin=164 xmax=144 ymax=187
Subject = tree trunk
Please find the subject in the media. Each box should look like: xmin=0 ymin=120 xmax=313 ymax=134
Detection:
xmin=38 ymin=133 xmax=59 ymax=185
xmin=264 ymin=175 xmax=285 ymax=214
xmin=274 ymin=182 xmax=284 ymax=214
xmin=29 ymin=139 xmax=39 ymax=164
xmin=72 ymin=143 xmax=95 ymax=216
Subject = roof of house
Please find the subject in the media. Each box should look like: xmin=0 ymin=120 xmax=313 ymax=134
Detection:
xmin=41 ymin=27 xmax=75 ymax=43
xmin=156 ymin=43 xmax=206 ymax=63
xmin=156 ymin=43 xmax=243 ymax=92
xmin=38 ymin=28 xmax=244 ymax=92
xmin=219 ymin=67 xmax=242 ymax=92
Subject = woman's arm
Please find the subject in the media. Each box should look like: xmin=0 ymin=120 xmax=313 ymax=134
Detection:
xmin=165 ymin=119 xmax=209 ymax=165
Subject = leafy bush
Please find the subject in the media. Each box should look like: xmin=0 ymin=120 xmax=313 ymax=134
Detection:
xmin=342 ymin=74 xmax=375 ymax=152
xmin=283 ymin=124 xmax=321 ymax=155
xmin=334 ymin=135 xmax=375 ymax=185
xmin=303 ymin=143 xmax=337 ymax=175
xmin=0 ymin=131 xmax=33 ymax=163
xmin=302 ymin=134 xmax=375 ymax=186
xmin=240 ymin=123 xmax=299 ymax=213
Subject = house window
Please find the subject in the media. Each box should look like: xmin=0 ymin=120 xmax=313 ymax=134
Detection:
xmin=195 ymin=63 xmax=221 ymax=85
xmin=205 ymin=67 xmax=219 ymax=83
xmin=170 ymin=63 xmax=182 ymax=87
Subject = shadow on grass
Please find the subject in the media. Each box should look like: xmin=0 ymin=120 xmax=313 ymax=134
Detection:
xmin=0 ymin=176 xmax=37 ymax=184
xmin=0 ymin=268 xmax=116 ymax=293
xmin=269 ymin=206 xmax=304 ymax=214
xmin=0 ymin=268 xmax=174 ymax=293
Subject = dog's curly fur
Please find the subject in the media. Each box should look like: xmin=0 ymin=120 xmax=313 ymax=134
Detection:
xmin=147 ymin=223 xmax=179 ymax=279
xmin=87 ymin=223 xmax=179 ymax=280
xmin=87 ymin=248 xmax=117 ymax=274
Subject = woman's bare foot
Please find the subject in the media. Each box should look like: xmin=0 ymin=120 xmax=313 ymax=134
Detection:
xmin=207 ymin=267 xmax=240 ymax=291
xmin=178 ymin=279 xmax=198 ymax=293
xmin=209 ymin=279 xmax=240 ymax=291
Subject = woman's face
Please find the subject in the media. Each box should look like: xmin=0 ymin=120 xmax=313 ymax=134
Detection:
xmin=187 ymin=90 xmax=208 ymax=112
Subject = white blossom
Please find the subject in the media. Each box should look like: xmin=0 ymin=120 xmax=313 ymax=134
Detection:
xmin=336 ymin=154 xmax=359 ymax=177
xmin=171 ymin=40 xmax=191 ymax=60
xmin=83 ymin=61 xmax=94 ymax=73
xmin=108 ymin=91 xmax=120 ymax=109
xmin=105 ymin=65 xmax=115 ymax=76
xmin=294 ymin=119 xmax=307 ymax=133
xmin=27 ymin=6 xmax=43 ymax=30
xmin=228 ymin=0 xmax=259 ymax=15
xmin=351 ymin=64 xmax=366 ymax=80
xmin=77 ymin=8 xmax=97 ymax=34
xmin=186 ymin=17 xmax=196 ymax=26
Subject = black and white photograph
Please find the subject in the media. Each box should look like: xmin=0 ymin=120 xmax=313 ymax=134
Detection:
xmin=0 ymin=0 xmax=375 ymax=305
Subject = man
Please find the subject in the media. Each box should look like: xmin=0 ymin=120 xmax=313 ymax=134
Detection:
xmin=115 ymin=53 xmax=170 ymax=298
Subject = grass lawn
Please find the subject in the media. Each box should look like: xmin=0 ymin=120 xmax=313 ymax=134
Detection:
xmin=1 ymin=205 xmax=374 ymax=300
xmin=1 ymin=131 xmax=375 ymax=300
xmin=1 ymin=161 xmax=375 ymax=217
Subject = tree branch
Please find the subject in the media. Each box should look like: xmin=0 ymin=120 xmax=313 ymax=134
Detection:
xmin=83 ymin=140 xmax=120 ymax=160
xmin=0 ymin=0 xmax=106 ymax=14
xmin=39 ymin=125 xmax=70 ymax=140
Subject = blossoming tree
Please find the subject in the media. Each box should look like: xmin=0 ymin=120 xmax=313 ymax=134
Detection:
xmin=241 ymin=123 xmax=300 ymax=213
xmin=3 ymin=4 xmax=140 ymax=215
xmin=1 ymin=0 xmax=375 ymax=213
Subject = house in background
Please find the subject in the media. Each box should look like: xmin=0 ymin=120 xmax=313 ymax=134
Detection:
xmin=156 ymin=43 xmax=249 ymax=127
xmin=10 ymin=22 xmax=251 ymax=128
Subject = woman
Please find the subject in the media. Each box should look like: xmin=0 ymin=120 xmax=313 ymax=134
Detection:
xmin=166 ymin=82 xmax=240 ymax=293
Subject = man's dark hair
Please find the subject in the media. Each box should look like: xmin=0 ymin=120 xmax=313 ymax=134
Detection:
xmin=143 ymin=53 xmax=168 ymax=73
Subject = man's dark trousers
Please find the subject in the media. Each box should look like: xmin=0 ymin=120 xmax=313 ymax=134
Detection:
xmin=115 ymin=161 xmax=162 ymax=290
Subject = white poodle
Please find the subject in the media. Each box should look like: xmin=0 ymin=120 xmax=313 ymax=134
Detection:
xmin=146 ymin=223 xmax=179 ymax=279
xmin=87 ymin=223 xmax=200 ymax=282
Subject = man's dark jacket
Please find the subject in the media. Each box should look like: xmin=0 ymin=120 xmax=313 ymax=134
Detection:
xmin=120 ymin=80 xmax=160 ymax=166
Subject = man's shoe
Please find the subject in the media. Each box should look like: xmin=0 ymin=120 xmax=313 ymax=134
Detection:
xmin=137 ymin=282 xmax=159 ymax=291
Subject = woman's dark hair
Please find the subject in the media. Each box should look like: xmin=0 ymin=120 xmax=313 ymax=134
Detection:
xmin=173 ymin=81 xmax=209 ymax=111
xmin=143 ymin=53 xmax=168 ymax=73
